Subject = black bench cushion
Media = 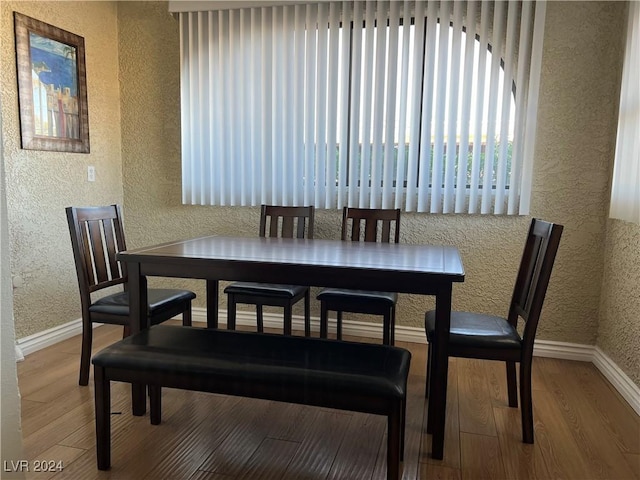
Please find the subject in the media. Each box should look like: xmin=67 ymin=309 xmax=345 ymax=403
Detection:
xmin=223 ymin=282 xmax=307 ymax=298
xmin=89 ymin=289 xmax=196 ymax=317
xmin=92 ymin=325 xmax=410 ymax=400
xmin=425 ymin=310 xmax=522 ymax=351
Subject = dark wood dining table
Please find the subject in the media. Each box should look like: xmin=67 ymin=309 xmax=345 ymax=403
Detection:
xmin=117 ymin=235 xmax=465 ymax=459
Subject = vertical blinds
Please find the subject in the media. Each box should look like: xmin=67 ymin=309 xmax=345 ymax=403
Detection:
xmin=178 ymin=1 xmax=545 ymax=214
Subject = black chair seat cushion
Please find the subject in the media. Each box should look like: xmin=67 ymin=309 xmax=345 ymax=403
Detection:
xmin=92 ymin=325 xmax=410 ymax=400
xmin=317 ymin=288 xmax=397 ymax=306
xmin=425 ymin=310 xmax=522 ymax=351
xmin=89 ymin=289 xmax=196 ymax=317
xmin=224 ymin=282 xmax=307 ymax=299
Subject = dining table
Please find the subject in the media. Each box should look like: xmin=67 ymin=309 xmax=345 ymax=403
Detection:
xmin=117 ymin=235 xmax=465 ymax=460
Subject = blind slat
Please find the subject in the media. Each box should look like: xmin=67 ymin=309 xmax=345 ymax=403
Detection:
xmin=610 ymin=0 xmax=640 ymax=224
xmin=347 ymin=1 xmax=363 ymax=207
xmin=495 ymin=1 xmax=518 ymax=214
xmin=455 ymin=1 xmax=477 ymax=213
xmin=416 ymin=1 xmax=438 ymax=212
xmin=336 ymin=1 xmax=352 ymax=209
xmin=370 ymin=0 xmax=388 ymax=208
xmin=509 ymin=1 xmax=532 ymax=214
xmin=469 ymin=1 xmax=491 ymax=213
xmin=394 ymin=0 xmax=413 ymax=210
xmin=430 ymin=0 xmax=450 ymax=213
xmin=357 ymin=1 xmax=375 ymax=208
xmin=325 ymin=2 xmax=340 ymax=207
xmin=382 ymin=1 xmax=400 ymax=208
xmin=404 ymin=0 xmax=426 ymax=212
xmin=315 ymin=3 xmax=328 ymax=207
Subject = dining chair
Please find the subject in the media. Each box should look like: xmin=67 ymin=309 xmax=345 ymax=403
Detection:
xmin=66 ymin=204 xmax=196 ymax=386
xmin=224 ymin=205 xmax=315 ymax=336
xmin=317 ymin=207 xmax=401 ymax=345
xmin=424 ymin=218 xmax=563 ymax=444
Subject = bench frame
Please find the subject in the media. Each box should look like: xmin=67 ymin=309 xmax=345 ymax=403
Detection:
xmin=94 ymin=330 xmax=408 ymax=480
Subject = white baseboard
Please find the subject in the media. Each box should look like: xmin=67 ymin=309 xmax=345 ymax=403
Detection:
xmin=17 ymin=307 xmax=639 ymax=416
xmin=16 ymin=317 xmax=90 ymax=358
xmin=592 ymin=346 xmax=640 ymax=416
xmin=532 ymin=339 xmax=595 ymax=362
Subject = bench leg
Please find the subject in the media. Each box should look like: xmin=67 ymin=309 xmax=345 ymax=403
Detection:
xmin=132 ymin=383 xmax=146 ymax=416
xmin=401 ymin=396 xmax=406 ymax=461
xmin=387 ymin=401 xmax=402 ymax=480
xmin=94 ymin=365 xmax=111 ymax=470
xmin=150 ymin=385 xmax=162 ymax=425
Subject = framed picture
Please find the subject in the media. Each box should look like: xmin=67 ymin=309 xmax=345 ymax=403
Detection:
xmin=14 ymin=12 xmax=90 ymax=153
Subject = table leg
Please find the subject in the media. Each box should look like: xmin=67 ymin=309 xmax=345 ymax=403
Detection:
xmin=429 ymin=284 xmax=452 ymax=460
xmin=206 ymin=280 xmax=219 ymax=328
xmin=128 ymin=262 xmax=147 ymax=416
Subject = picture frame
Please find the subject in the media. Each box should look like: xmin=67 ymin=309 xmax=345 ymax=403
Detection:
xmin=14 ymin=12 xmax=90 ymax=153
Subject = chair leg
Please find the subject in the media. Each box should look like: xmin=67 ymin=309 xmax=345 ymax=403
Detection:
xmin=387 ymin=402 xmax=402 ymax=480
xmin=520 ymin=360 xmax=534 ymax=443
xmin=227 ymin=295 xmax=237 ymax=330
xmin=94 ymin=365 xmax=111 ymax=470
xmin=426 ymin=345 xmax=439 ymax=434
xmin=336 ymin=311 xmax=343 ymax=340
xmin=320 ymin=302 xmax=329 ymax=339
xmin=304 ymin=289 xmax=311 ymax=337
xmin=149 ymin=385 xmax=162 ymax=425
xmin=383 ymin=311 xmax=391 ymax=346
xmin=122 ymin=325 xmax=131 ymax=338
xmin=383 ymin=307 xmax=395 ymax=345
xmin=425 ymin=343 xmax=432 ymax=398
xmin=506 ymin=361 xmax=518 ymax=408
xmin=390 ymin=306 xmax=396 ymax=345
xmin=283 ymin=304 xmax=292 ymax=336
xmin=400 ymin=395 xmax=407 ymax=461
xmin=256 ymin=305 xmax=264 ymax=333
xmin=182 ymin=301 xmax=192 ymax=326
xmin=79 ymin=319 xmax=93 ymax=386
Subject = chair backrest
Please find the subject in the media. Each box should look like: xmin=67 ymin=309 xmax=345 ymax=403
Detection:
xmin=341 ymin=207 xmax=401 ymax=243
xmin=66 ymin=205 xmax=128 ymax=307
xmin=259 ymin=205 xmax=315 ymax=239
xmin=509 ymin=218 xmax=563 ymax=355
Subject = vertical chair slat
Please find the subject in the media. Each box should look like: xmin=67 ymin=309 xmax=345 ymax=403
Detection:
xmin=281 ymin=216 xmax=294 ymax=237
xmin=87 ymin=219 xmax=109 ymax=284
xmin=102 ymin=218 xmax=120 ymax=280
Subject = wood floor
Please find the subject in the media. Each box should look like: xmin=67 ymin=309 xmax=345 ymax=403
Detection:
xmin=17 ymin=323 xmax=640 ymax=480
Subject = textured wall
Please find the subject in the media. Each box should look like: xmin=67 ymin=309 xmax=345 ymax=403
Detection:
xmin=598 ymin=219 xmax=640 ymax=385
xmin=2 ymin=2 xmax=635 ymax=385
xmin=1 ymin=1 xmax=123 ymax=338
xmin=531 ymin=1 xmax=625 ymax=343
xmin=1 ymin=85 xmax=25 ymax=478
xmin=117 ymin=1 xmax=626 ymax=344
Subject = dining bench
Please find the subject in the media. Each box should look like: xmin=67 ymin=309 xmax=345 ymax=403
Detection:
xmin=92 ymin=324 xmax=411 ymax=480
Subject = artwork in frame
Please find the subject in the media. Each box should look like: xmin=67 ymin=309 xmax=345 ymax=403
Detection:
xmin=14 ymin=12 xmax=90 ymax=153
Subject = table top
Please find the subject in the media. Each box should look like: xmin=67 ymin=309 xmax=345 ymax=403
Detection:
xmin=118 ymin=236 xmax=464 ymax=293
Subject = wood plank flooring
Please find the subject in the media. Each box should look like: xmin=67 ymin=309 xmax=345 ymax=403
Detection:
xmin=16 ymin=323 xmax=640 ymax=480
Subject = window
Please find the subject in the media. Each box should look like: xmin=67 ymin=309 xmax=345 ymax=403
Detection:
xmin=609 ymin=1 xmax=639 ymax=225
xmin=175 ymin=1 xmax=545 ymax=214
